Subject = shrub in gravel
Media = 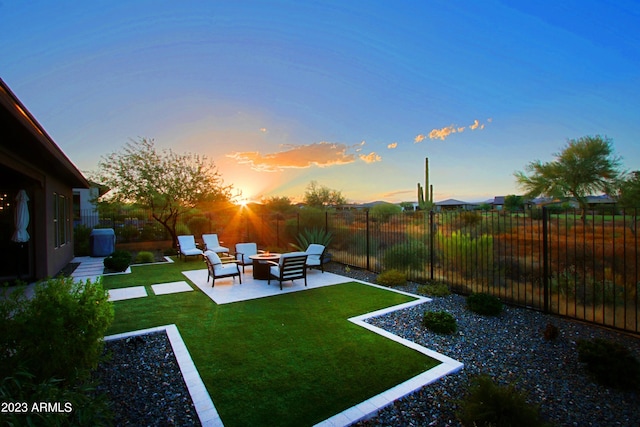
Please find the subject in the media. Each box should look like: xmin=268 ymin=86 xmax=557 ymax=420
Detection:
xmin=104 ymin=250 xmax=132 ymax=272
xmin=134 ymin=250 xmax=155 ymax=264
xmin=467 ymin=292 xmax=503 ymax=316
xmin=422 ymin=310 xmax=457 ymax=334
xmin=457 ymin=374 xmax=550 ymax=427
xmin=577 ymin=338 xmax=640 ymax=390
xmin=543 ymin=323 xmax=559 ymax=341
xmin=376 ymin=269 xmax=406 ymax=287
xmin=418 ymin=281 xmax=451 ymax=297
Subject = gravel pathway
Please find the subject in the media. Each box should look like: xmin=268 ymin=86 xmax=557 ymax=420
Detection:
xmin=94 ymin=263 xmax=640 ymax=426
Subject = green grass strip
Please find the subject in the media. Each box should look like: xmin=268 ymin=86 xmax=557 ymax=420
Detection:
xmin=104 ymin=263 xmax=439 ymax=426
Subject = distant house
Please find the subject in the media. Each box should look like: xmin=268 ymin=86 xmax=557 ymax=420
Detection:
xmin=491 ymin=196 xmax=505 ymax=210
xmin=1 ymin=79 xmax=89 ymax=282
xmin=434 ymin=198 xmax=476 ymax=211
xmin=73 ymin=181 xmax=109 ymax=228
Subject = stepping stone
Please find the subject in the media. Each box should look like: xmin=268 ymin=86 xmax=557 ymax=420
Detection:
xmin=152 ymin=281 xmax=193 ymax=295
xmin=108 ymin=286 xmax=147 ymax=302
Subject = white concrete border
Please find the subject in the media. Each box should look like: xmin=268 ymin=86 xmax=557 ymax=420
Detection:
xmin=105 ymin=325 xmax=222 ymax=427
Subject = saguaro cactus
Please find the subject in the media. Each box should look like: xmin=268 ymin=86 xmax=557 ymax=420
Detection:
xmin=417 ymin=157 xmax=434 ymax=210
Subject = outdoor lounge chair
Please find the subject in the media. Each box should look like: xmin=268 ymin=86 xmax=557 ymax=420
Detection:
xmin=268 ymin=252 xmax=308 ymax=290
xmin=304 ymin=244 xmax=326 ymax=273
xmin=202 ymin=233 xmax=229 ymax=255
xmin=235 ymin=242 xmax=259 ymax=273
xmin=203 ymin=250 xmax=242 ymax=286
xmin=177 ymin=235 xmax=203 ymax=260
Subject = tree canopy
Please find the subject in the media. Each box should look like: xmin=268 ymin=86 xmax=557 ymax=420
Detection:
xmin=95 ymin=138 xmax=232 ymax=245
xmin=514 ymin=135 xmax=622 ymax=217
xmin=618 ymin=171 xmax=640 ymax=209
xmin=303 ymin=181 xmax=347 ymax=208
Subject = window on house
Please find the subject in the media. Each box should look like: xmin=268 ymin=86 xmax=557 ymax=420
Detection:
xmin=54 ymin=193 xmax=70 ymax=248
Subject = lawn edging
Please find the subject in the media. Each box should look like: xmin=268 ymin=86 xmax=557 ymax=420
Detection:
xmin=104 ymin=324 xmax=222 ymax=427
xmin=315 ymin=282 xmax=464 ymax=426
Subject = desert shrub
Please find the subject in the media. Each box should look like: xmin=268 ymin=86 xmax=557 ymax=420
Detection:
xmin=376 ymin=269 xmax=406 ymax=287
xmin=383 ymin=240 xmax=428 ymax=271
xmin=0 ymin=276 xmax=113 ymax=383
xmin=577 ymin=338 xmax=640 ymax=390
xmin=457 ymin=374 xmax=549 ymax=427
xmin=418 ymin=281 xmax=451 ymax=297
xmin=74 ymin=224 xmax=92 ymax=256
xmin=140 ymin=222 xmax=167 ymax=241
xmin=422 ymin=311 xmax=457 ymax=334
xmin=439 ymin=232 xmax=493 ymax=278
xmin=370 ymin=202 xmax=402 ymax=223
xmin=467 ymin=292 xmax=503 ymax=316
xmin=543 ymin=323 xmax=559 ymax=341
xmin=116 ymin=224 xmax=140 ymax=243
xmin=104 ymin=250 xmax=132 ymax=272
xmin=134 ymin=251 xmax=155 ymax=264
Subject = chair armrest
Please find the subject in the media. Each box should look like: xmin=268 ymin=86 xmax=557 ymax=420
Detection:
xmin=265 ymin=260 xmax=279 ymax=267
xmin=258 ymin=249 xmax=266 ymax=254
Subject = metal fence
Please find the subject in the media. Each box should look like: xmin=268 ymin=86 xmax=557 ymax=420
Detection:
xmin=77 ymin=207 xmax=639 ymax=334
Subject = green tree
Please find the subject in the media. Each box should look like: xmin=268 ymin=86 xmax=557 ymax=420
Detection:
xmin=95 ymin=138 xmax=232 ymax=246
xmin=263 ymin=195 xmax=296 ymax=215
xmin=618 ymin=171 xmax=640 ymax=209
xmin=303 ymin=181 xmax=347 ymax=208
xmin=514 ymin=135 xmax=622 ymax=220
xmin=504 ymin=195 xmax=524 ymax=212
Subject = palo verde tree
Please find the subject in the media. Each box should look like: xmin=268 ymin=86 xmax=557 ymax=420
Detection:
xmin=303 ymin=181 xmax=347 ymax=208
xmin=95 ymin=138 xmax=232 ymax=246
xmin=514 ymin=135 xmax=622 ymax=220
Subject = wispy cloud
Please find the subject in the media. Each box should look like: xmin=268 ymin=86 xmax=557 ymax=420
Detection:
xmin=228 ymin=141 xmax=377 ymax=172
xmin=359 ymin=152 xmax=382 ymax=163
xmin=259 ymin=127 xmax=268 ymax=133
xmin=415 ymin=118 xmax=492 ymax=142
xmin=387 ymin=142 xmax=398 ymax=149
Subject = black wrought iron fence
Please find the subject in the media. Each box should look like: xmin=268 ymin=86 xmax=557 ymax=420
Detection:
xmin=78 ymin=206 xmax=639 ymax=334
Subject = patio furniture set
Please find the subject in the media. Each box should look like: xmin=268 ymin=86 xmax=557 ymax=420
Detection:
xmin=177 ymin=234 xmax=326 ymax=290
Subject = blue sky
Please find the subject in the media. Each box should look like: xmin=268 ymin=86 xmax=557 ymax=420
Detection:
xmin=2 ymin=0 xmax=639 ymax=203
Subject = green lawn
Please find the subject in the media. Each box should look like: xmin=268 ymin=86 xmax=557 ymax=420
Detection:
xmin=103 ymin=261 xmax=439 ymax=426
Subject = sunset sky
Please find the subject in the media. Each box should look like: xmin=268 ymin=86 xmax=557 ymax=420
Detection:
xmin=2 ymin=1 xmax=639 ymax=204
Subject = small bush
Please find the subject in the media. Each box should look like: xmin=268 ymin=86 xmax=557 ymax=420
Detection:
xmin=457 ymin=374 xmax=549 ymax=427
xmin=376 ymin=269 xmax=406 ymax=287
xmin=422 ymin=311 xmax=457 ymax=334
xmin=543 ymin=323 xmax=559 ymax=341
xmin=104 ymin=250 xmax=132 ymax=272
xmin=383 ymin=240 xmax=428 ymax=271
xmin=418 ymin=281 xmax=451 ymax=297
xmin=467 ymin=292 xmax=503 ymax=316
xmin=134 ymin=251 xmax=155 ymax=264
xmin=577 ymin=338 xmax=640 ymax=390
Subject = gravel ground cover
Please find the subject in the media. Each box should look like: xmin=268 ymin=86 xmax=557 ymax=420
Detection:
xmin=94 ymin=262 xmax=640 ymax=426
xmin=324 ymin=264 xmax=640 ymax=427
xmin=93 ymin=332 xmax=200 ymax=426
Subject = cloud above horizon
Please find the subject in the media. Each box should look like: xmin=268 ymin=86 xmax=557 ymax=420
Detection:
xmin=228 ymin=141 xmax=380 ymax=172
xmin=415 ymin=118 xmax=492 ymax=142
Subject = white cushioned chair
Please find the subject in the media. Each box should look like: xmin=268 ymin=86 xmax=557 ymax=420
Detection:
xmin=268 ymin=252 xmax=308 ymax=290
xmin=235 ymin=242 xmax=259 ymax=273
xmin=177 ymin=235 xmax=203 ymax=260
xmin=202 ymin=233 xmax=229 ymax=254
xmin=305 ymin=244 xmax=326 ymax=273
xmin=203 ymin=250 xmax=241 ymax=286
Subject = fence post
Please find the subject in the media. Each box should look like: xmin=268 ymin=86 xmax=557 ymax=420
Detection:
xmin=429 ymin=210 xmax=434 ymax=281
xmin=542 ymin=206 xmax=549 ymax=313
xmin=366 ymin=210 xmax=370 ymax=271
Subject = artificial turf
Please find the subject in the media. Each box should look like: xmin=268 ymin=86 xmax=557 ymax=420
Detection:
xmin=103 ymin=261 xmax=439 ymax=426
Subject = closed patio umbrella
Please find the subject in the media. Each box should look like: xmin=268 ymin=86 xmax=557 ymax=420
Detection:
xmin=11 ymin=189 xmax=30 ymax=243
